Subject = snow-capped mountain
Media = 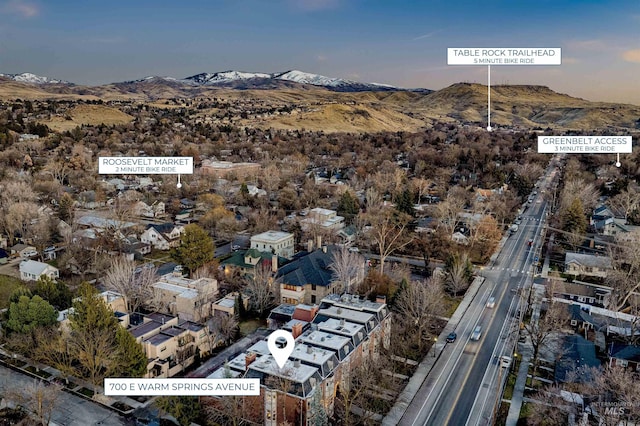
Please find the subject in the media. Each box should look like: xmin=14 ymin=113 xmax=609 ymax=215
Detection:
xmin=272 ymin=70 xmax=388 ymax=90
xmin=179 ymin=69 xmax=404 ymax=92
xmin=0 ymin=69 xmax=429 ymax=92
xmin=0 ymin=72 xmax=70 ymax=84
xmin=183 ymin=71 xmax=271 ymax=85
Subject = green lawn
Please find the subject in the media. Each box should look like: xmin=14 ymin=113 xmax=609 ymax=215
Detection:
xmin=443 ymin=295 xmax=462 ymax=318
xmin=503 ymin=373 xmax=518 ymax=400
xmin=239 ymin=318 xmax=265 ymax=337
xmin=0 ymin=275 xmax=24 ymax=309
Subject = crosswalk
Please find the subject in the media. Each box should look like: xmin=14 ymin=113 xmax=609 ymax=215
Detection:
xmin=487 ymin=266 xmax=533 ymax=274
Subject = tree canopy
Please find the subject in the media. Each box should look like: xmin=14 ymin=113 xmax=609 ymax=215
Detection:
xmin=171 ymin=224 xmax=215 ymax=274
xmin=6 ymin=294 xmax=57 ymax=334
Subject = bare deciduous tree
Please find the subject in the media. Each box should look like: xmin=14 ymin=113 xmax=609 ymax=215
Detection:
xmin=245 ymin=263 xmax=279 ymax=317
xmin=394 ymin=277 xmax=446 ymax=351
xmin=442 ymin=252 xmax=473 ymax=296
xmin=434 ymin=196 xmax=465 ymax=236
xmin=329 ymin=246 xmax=364 ymax=294
xmin=522 ymin=301 xmax=569 ymax=378
xmin=363 ymin=208 xmax=412 ymax=276
xmin=103 ymin=257 xmax=157 ymax=313
xmin=7 ymin=380 xmax=63 ymax=426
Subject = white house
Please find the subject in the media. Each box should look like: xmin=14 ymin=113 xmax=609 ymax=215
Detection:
xmin=250 ymin=230 xmax=295 ymax=259
xmin=141 ymin=224 xmax=185 ymax=250
xmin=300 ymin=208 xmax=345 ymax=232
xmin=20 ymin=260 xmax=59 ymax=282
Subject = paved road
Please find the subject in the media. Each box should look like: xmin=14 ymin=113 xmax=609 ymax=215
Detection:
xmin=399 ymin=160 xmax=559 ymax=426
xmin=0 ymin=366 xmax=129 ymax=426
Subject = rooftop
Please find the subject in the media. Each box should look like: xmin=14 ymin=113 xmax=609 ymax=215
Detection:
xmin=276 ymin=246 xmax=339 ymax=287
xmin=19 ymin=260 xmax=56 ymax=276
xmin=246 ymin=340 xmax=271 ymax=356
xmin=130 ymin=321 xmax=164 ymax=339
xmin=145 ymin=333 xmax=173 ymax=346
xmin=565 ymin=252 xmax=612 ymax=269
xmin=299 ymin=329 xmax=352 ymax=351
xmin=248 ymin=354 xmax=319 ymax=385
xmin=153 ymin=281 xmax=199 ymax=300
xmin=76 ymin=215 xmax=136 ymax=230
xmin=316 ymin=305 xmax=376 ymax=328
xmin=251 ymin=230 xmax=294 ymax=243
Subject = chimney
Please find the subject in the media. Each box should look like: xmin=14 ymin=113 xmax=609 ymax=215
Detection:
xmin=294 ymin=359 xmax=301 ymax=368
xmin=310 ymin=305 xmax=319 ymax=319
xmin=245 ymin=352 xmax=257 ymax=370
xmin=292 ymin=322 xmax=303 ymax=338
xmin=316 ymin=235 xmax=322 ymax=250
xmin=306 ymin=345 xmax=313 ymax=354
xmin=308 ymin=239 xmax=314 ymax=252
xmin=376 ymin=295 xmax=387 ymax=304
xmin=271 ymin=254 xmax=278 ymax=273
xmin=340 ymin=318 xmax=345 ymax=326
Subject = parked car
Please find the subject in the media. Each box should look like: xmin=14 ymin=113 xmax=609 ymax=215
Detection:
xmin=446 ymin=332 xmax=457 ymax=343
xmin=21 ymin=250 xmax=38 ymax=258
xmin=500 ymin=355 xmax=512 ymax=369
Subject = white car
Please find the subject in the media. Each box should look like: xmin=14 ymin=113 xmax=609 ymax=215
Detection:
xmin=471 ymin=325 xmax=482 ymax=341
xmin=500 ymin=356 xmax=512 ymax=369
xmin=21 ymin=250 xmax=38 ymax=258
xmin=486 ymin=297 xmax=496 ymax=309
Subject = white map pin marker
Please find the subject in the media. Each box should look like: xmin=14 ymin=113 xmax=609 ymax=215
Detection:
xmin=268 ymin=330 xmax=295 ymax=369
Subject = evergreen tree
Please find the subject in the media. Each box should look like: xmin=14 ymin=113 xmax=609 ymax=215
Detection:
xmin=562 ymin=198 xmax=587 ymax=234
xmin=70 ymin=283 xmax=146 ymax=382
xmin=395 ymin=188 xmax=416 ymax=217
xmin=235 ymin=293 xmax=246 ymax=320
xmin=337 ymin=190 xmax=360 ymax=223
xmin=34 ymin=275 xmax=72 ymax=311
xmin=6 ymin=295 xmax=57 ymax=334
xmin=58 ymin=193 xmax=74 ymax=221
xmin=9 ymin=286 xmax=33 ymax=304
xmin=156 ymin=396 xmax=202 ymax=426
xmin=114 ymin=327 xmax=147 ymax=378
xmin=171 ymin=224 xmax=215 ymax=275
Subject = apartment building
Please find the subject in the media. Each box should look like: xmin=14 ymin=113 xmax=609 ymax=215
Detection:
xmin=129 ymin=312 xmax=210 ymax=378
xmin=150 ymin=273 xmax=218 ymax=322
xmin=250 ymin=231 xmax=295 ymax=259
xmin=204 ymin=293 xmax=391 ymax=425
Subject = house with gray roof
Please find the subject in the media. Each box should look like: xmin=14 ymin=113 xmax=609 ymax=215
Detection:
xmin=19 ymin=260 xmax=59 ymax=281
xmin=276 ymin=245 xmax=364 ymax=305
xmin=555 ymin=335 xmax=600 ymax=383
xmin=564 ymin=252 xmax=612 ymax=278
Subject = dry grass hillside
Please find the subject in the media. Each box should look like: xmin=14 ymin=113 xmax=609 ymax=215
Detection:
xmin=244 ymin=103 xmax=426 ymax=133
xmin=39 ymin=104 xmax=134 ymax=132
xmin=2 ymin=78 xmax=639 ymax=131
xmin=408 ymin=83 xmax=640 ymax=129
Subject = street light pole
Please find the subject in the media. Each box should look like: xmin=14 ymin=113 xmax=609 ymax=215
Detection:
xmin=433 ymin=337 xmax=438 ymax=357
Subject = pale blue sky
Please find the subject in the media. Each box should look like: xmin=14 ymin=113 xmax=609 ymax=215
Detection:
xmin=1 ymin=0 xmax=639 ymax=103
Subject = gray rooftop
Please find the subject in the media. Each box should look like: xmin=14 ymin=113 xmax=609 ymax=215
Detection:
xmin=565 ymin=252 xmax=612 ymax=269
xmin=19 ymin=260 xmax=56 ymax=276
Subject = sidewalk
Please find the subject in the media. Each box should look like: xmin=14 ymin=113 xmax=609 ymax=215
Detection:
xmin=382 ymin=274 xmax=486 ymax=425
xmin=505 ymin=285 xmax=545 ymax=425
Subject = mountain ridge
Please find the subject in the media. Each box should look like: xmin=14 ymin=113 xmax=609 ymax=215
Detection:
xmin=1 ymin=72 xmax=638 ymax=132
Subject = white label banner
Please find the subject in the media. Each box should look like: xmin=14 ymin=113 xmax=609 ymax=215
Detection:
xmin=99 ymin=157 xmax=193 ymax=174
xmin=448 ymin=48 xmax=561 ymax=65
xmin=104 ymin=378 xmax=261 ymax=396
xmin=538 ymin=136 xmax=632 ymax=154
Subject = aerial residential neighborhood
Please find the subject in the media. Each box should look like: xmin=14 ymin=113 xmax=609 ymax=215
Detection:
xmin=0 ymin=2 xmax=639 ymax=426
